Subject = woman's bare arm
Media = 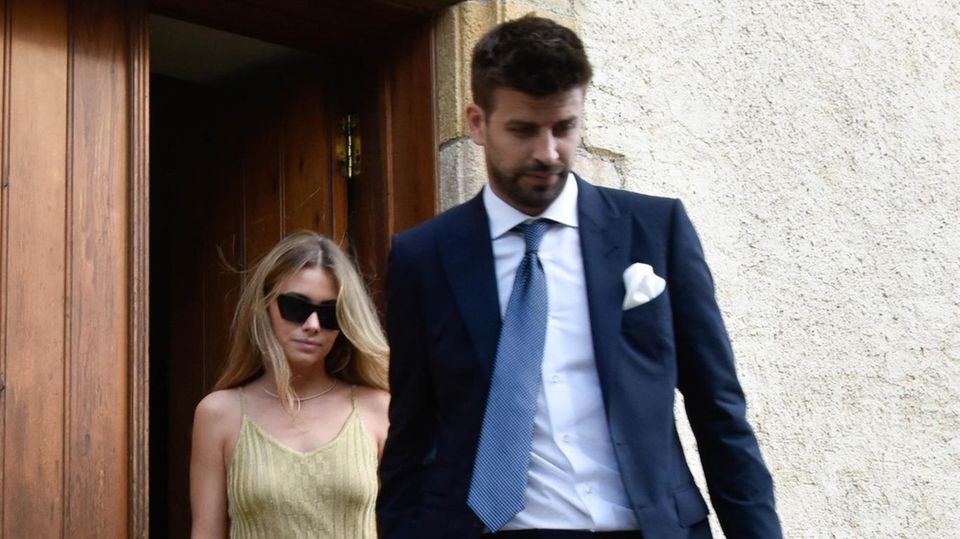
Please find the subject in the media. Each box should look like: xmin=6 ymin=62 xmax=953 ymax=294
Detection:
xmin=358 ymin=387 xmax=391 ymax=459
xmin=190 ymin=391 xmax=235 ymax=539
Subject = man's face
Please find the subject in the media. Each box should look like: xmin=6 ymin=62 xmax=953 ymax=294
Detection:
xmin=467 ymin=86 xmax=584 ymax=215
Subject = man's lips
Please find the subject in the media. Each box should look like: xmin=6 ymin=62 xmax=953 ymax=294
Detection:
xmin=521 ymin=170 xmax=560 ymax=182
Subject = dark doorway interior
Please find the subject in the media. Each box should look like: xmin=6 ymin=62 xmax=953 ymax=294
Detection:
xmin=149 ymin=16 xmax=345 ymax=537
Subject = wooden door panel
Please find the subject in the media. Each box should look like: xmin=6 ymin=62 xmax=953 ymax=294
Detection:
xmin=3 ymin=0 xmax=69 ymax=536
xmin=348 ymin=21 xmax=439 ymax=306
xmin=68 ymin=1 xmax=130 ymax=535
xmin=240 ymin=92 xmax=284 ymax=264
xmin=0 ymin=0 xmax=7 ymax=529
xmin=387 ymin=22 xmax=438 ymax=233
xmin=282 ymin=75 xmax=339 ymax=238
xmin=1 ymin=1 xmax=133 ymax=533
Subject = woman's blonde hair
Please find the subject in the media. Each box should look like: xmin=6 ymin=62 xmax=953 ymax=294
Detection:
xmin=213 ymin=231 xmax=388 ymax=413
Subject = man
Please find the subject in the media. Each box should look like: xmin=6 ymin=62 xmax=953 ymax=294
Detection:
xmin=378 ymin=15 xmax=782 ymax=539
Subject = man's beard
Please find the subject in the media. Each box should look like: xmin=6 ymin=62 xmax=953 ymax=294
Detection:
xmin=488 ymin=160 xmax=568 ymax=213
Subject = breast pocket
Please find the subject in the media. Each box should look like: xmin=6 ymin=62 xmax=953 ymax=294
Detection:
xmin=620 ymin=289 xmax=674 ymax=356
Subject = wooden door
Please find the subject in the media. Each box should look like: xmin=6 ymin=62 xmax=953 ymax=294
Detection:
xmin=0 ymin=0 xmax=132 ymax=536
xmin=0 ymin=0 xmax=445 ymax=535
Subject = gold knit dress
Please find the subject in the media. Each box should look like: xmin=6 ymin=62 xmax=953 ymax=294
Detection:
xmin=226 ymin=387 xmax=378 ymax=538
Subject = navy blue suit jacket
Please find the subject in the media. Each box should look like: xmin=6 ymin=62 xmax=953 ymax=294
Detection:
xmin=377 ymin=176 xmax=782 ymax=538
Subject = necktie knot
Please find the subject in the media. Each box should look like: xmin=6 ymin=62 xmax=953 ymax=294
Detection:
xmin=517 ymin=219 xmax=551 ymax=254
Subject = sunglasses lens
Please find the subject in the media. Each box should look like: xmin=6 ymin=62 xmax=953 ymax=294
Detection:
xmin=315 ymin=303 xmax=339 ymax=330
xmin=277 ymin=294 xmax=312 ymax=323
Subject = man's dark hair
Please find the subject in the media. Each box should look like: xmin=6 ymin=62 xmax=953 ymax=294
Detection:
xmin=471 ymin=15 xmax=593 ymax=112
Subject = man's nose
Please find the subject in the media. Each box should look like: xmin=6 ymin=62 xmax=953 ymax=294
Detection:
xmin=531 ymin=131 xmax=559 ymax=163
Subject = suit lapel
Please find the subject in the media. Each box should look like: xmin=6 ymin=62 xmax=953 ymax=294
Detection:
xmin=439 ymin=178 xmax=646 ymax=382
xmin=438 ymin=194 xmax=502 ymax=379
xmin=577 ymin=176 xmax=631 ymax=403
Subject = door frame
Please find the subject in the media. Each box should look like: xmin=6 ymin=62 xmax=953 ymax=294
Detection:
xmin=129 ymin=2 xmax=150 ymax=536
xmin=126 ymin=0 xmax=447 ymax=534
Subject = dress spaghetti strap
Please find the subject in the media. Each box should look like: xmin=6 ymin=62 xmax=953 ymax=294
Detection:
xmin=237 ymin=386 xmax=247 ymax=415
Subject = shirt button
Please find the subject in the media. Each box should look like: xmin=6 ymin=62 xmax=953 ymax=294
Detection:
xmin=584 ymin=485 xmax=593 ymax=494
xmin=551 ymin=374 xmax=561 ymax=383
xmin=562 ymin=434 xmax=571 ymax=443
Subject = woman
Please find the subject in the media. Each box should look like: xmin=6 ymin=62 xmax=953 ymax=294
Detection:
xmin=190 ymin=231 xmax=389 ymax=539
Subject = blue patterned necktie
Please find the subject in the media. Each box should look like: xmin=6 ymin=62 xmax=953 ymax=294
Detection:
xmin=468 ymin=219 xmax=552 ymax=531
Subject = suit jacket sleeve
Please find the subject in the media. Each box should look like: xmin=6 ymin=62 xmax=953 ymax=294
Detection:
xmin=377 ymin=235 xmax=436 ymax=537
xmin=667 ymin=200 xmax=783 ymax=538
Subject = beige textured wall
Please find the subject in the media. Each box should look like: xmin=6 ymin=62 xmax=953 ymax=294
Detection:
xmin=434 ymin=1 xmax=960 ymax=537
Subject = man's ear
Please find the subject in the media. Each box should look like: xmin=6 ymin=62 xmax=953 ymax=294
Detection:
xmin=465 ymin=103 xmax=486 ymax=146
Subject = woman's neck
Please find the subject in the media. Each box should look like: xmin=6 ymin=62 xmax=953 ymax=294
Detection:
xmin=260 ymin=367 xmax=338 ymax=396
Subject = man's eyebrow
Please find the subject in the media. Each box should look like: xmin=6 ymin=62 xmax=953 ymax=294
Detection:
xmin=505 ymin=119 xmax=537 ymax=128
xmin=504 ymin=116 xmax=579 ymax=128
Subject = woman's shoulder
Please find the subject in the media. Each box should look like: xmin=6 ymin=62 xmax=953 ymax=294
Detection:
xmin=193 ymin=388 xmax=247 ymax=457
xmin=354 ymin=385 xmax=390 ymax=429
xmin=354 ymin=385 xmax=390 ymax=413
xmin=194 ymin=388 xmax=244 ymax=425
xmin=353 ymin=385 xmax=390 ymax=452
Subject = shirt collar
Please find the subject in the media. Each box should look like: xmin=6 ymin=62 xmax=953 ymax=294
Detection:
xmin=483 ymin=172 xmax=579 ymax=240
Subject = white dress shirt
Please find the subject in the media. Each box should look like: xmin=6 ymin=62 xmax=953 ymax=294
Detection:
xmin=483 ymin=175 xmax=639 ymax=531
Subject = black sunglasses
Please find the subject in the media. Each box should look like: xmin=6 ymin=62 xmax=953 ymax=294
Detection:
xmin=276 ymin=294 xmax=339 ymax=329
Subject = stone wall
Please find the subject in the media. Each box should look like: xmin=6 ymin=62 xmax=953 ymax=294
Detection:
xmin=434 ymin=1 xmax=960 ymax=537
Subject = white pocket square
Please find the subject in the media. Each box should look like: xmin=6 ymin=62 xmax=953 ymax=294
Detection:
xmin=622 ymin=262 xmax=666 ymax=310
